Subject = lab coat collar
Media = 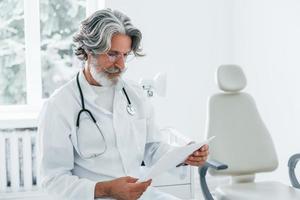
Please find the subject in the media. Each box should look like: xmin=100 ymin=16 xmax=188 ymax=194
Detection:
xmin=115 ymin=77 xmax=125 ymax=91
xmin=78 ymin=70 xmax=125 ymax=115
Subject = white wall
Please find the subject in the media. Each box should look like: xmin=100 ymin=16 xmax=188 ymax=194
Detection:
xmin=105 ymin=0 xmax=300 ymax=185
xmin=106 ymin=0 xmax=235 ymax=141
xmin=232 ymin=0 xmax=300 ymax=184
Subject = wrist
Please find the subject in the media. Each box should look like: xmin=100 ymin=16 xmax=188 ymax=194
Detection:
xmin=94 ymin=181 xmax=112 ymax=198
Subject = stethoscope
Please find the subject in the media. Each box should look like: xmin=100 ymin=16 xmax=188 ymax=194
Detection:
xmin=75 ymin=72 xmax=136 ymax=159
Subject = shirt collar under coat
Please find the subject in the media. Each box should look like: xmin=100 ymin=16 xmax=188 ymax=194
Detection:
xmin=77 ymin=70 xmax=124 ymax=115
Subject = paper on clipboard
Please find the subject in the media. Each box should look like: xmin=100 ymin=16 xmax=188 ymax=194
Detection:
xmin=138 ymin=136 xmax=215 ymax=182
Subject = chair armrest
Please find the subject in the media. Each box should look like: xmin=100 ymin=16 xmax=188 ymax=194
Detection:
xmin=288 ymin=153 xmax=300 ymax=189
xmin=198 ymin=160 xmax=228 ymax=200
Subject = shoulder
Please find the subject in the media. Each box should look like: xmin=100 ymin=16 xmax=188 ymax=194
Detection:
xmin=48 ymin=77 xmax=77 ymax=107
xmin=40 ymin=77 xmax=78 ymax=121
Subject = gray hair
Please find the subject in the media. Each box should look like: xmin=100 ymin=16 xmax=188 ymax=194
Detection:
xmin=73 ymin=9 xmax=143 ymax=61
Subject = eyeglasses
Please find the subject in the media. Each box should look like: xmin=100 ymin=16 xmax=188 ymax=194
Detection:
xmin=105 ymin=51 xmax=135 ymax=63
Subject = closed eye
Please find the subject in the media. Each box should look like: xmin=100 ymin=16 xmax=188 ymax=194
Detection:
xmin=107 ymin=50 xmax=131 ymax=57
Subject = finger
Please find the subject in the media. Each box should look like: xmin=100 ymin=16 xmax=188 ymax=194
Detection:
xmin=186 ymin=156 xmax=208 ymax=161
xmin=140 ymin=178 xmax=152 ymax=183
xmin=140 ymin=181 xmax=151 ymax=190
xmin=124 ymin=176 xmax=138 ymax=183
xmin=132 ymin=191 xmax=144 ymax=200
xmin=143 ymin=179 xmax=152 ymax=186
xmin=143 ymin=180 xmax=152 ymax=189
xmin=189 ymin=153 xmax=208 ymax=161
xmin=186 ymin=155 xmax=208 ymax=163
xmin=129 ymin=179 xmax=152 ymax=192
xmin=186 ymin=158 xmax=205 ymax=165
xmin=200 ymin=144 xmax=209 ymax=151
xmin=130 ymin=182 xmax=150 ymax=192
xmin=185 ymin=160 xmax=206 ymax=166
xmin=187 ymin=156 xmax=208 ymax=162
xmin=193 ymin=150 xmax=209 ymax=157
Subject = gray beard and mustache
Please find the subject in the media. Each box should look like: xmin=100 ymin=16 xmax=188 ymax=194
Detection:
xmin=89 ymin=59 xmax=126 ymax=87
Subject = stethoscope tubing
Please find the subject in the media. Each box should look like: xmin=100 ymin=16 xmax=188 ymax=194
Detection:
xmin=74 ymin=71 xmax=135 ymax=159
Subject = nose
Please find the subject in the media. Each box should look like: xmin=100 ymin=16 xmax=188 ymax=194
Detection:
xmin=115 ymin=56 xmax=126 ymax=70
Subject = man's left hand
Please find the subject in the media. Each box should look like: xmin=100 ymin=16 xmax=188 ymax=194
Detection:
xmin=184 ymin=144 xmax=209 ymax=166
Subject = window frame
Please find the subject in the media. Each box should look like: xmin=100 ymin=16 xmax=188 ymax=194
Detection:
xmin=0 ymin=0 xmax=105 ymax=124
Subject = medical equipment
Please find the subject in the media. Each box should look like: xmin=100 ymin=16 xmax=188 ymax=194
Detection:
xmin=199 ymin=65 xmax=300 ymax=200
xmin=122 ymin=87 xmax=136 ymax=116
xmin=75 ymin=72 xmax=135 ymax=159
xmin=140 ymin=72 xmax=167 ymax=97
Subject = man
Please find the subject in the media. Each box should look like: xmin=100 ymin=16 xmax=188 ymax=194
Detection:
xmin=38 ymin=9 xmax=209 ymax=200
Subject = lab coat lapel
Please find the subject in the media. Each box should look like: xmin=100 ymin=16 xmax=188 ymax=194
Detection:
xmin=113 ymin=83 xmax=132 ymax=175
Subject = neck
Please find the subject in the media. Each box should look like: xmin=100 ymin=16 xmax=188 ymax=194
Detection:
xmin=83 ymin=62 xmax=101 ymax=86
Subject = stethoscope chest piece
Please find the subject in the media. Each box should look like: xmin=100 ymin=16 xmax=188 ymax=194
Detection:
xmin=126 ymin=104 xmax=136 ymax=116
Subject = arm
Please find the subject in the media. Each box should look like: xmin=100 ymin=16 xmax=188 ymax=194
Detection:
xmin=39 ymin=100 xmax=152 ymax=200
xmin=142 ymin=100 xmax=208 ymax=167
xmin=142 ymin=102 xmax=179 ymax=166
xmin=94 ymin=182 xmax=110 ymax=198
xmin=38 ymin=100 xmax=96 ymax=200
xmin=140 ymin=100 xmax=212 ymax=197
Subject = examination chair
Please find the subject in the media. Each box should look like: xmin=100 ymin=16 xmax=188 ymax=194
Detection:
xmin=288 ymin=153 xmax=300 ymax=189
xmin=199 ymin=65 xmax=300 ymax=200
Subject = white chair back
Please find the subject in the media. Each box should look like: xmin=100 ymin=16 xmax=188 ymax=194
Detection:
xmin=206 ymin=65 xmax=278 ymax=178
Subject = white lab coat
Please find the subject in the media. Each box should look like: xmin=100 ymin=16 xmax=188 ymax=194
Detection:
xmin=38 ymin=70 xmax=183 ymax=200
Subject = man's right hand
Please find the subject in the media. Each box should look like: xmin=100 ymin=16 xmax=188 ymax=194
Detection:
xmin=95 ymin=176 xmax=152 ymax=200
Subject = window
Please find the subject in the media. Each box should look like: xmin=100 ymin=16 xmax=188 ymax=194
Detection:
xmin=0 ymin=0 xmax=104 ymax=115
xmin=0 ymin=0 xmax=26 ymax=105
xmin=40 ymin=0 xmax=86 ymax=98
